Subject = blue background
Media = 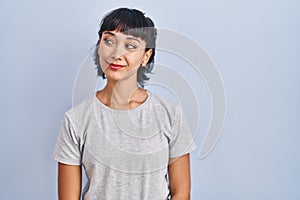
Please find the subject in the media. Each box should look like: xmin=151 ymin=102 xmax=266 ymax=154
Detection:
xmin=1 ymin=0 xmax=299 ymax=199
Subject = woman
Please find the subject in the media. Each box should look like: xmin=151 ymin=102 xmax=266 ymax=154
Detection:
xmin=53 ymin=7 xmax=197 ymax=200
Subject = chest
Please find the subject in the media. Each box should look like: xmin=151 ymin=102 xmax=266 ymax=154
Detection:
xmin=81 ymin=111 xmax=170 ymax=174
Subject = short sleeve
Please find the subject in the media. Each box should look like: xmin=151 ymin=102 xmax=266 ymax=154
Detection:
xmin=169 ymin=105 xmax=197 ymax=158
xmin=52 ymin=113 xmax=82 ymax=165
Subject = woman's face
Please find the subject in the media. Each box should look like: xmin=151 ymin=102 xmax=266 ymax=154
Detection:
xmin=98 ymin=30 xmax=152 ymax=82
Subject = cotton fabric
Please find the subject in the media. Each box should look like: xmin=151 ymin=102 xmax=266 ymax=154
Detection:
xmin=52 ymin=91 xmax=197 ymax=200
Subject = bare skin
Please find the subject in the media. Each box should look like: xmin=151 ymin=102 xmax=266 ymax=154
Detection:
xmin=58 ymin=163 xmax=82 ymax=200
xmin=57 ymin=30 xmax=192 ymax=199
xmin=57 ymin=154 xmax=191 ymax=200
xmin=168 ymin=154 xmax=192 ymax=200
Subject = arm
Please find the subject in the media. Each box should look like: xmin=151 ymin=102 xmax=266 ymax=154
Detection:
xmin=168 ymin=153 xmax=191 ymax=200
xmin=58 ymin=162 xmax=82 ymax=200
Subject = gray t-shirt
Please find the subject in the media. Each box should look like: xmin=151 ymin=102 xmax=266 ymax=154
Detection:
xmin=52 ymin=91 xmax=197 ymax=200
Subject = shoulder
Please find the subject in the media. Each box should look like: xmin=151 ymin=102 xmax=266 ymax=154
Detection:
xmin=64 ymin=93 xmax=95 ymax=126
xmin=149 ymin=91 xmax=180 ymax=108
xmin=148 ymin=91 xmax=182 ymax=119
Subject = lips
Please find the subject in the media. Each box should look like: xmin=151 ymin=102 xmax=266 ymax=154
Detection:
xmin=109 ymin=63 xmax=125 ymax=70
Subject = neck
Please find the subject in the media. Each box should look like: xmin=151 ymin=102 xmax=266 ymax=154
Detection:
xmin=101 ymin=78 xmax=141 ymax=110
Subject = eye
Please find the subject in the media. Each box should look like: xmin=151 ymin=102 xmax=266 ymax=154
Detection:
xmin=125 ymin=43 xmax=137 ymax=50
xmin=103 ymin=38 xmax=114 ymax=46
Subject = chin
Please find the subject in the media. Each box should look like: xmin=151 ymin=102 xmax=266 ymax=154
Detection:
xmin=105 ymin=73 xmax=124 ymax=82
xmin=105 ymin=68 xmax=138 ymax=82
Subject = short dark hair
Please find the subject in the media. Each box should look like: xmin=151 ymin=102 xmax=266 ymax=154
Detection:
xmin=94 ymin=8 xmax=157 ymax=87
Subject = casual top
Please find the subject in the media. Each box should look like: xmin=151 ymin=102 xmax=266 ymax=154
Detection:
xmin=52 ymin=91 xmax=197 ymax=200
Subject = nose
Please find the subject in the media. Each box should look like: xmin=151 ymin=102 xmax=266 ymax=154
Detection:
xmin=111 ymin=44 xmax=126 ymax=61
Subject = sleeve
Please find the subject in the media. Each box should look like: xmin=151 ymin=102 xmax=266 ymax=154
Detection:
xmin=52 ymin=113 xmax=82 ymax=165
xmin=169 ymin=105 xmax=197 ymax=158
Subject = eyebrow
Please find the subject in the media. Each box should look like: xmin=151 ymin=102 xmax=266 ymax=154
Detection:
xmin=103 ymin=31 xmax=142 ymax=44
xmin=103 ymin=31 xmax=115 ymax=36
xmin=126 ymin=36 xmax=141 ymax=44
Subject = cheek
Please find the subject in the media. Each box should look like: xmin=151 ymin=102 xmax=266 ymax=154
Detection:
xmin=98 ymin=44 xmax=106 ymax=56
xmin=97 ymin=45 xmax=110 ymax=70
xmin=129 ymin=52 xmax=145 ymax=65
xmin=127 ymin=56 xmax=142 ymax=67
xmin=98 ymin=44 xmax=112 ymax=62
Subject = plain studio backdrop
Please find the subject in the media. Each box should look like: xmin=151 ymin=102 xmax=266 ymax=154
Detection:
xmin=1 ymin=0 xmax=299 ymax=199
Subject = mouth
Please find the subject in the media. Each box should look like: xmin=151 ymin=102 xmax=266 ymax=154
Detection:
xmin=109 ymin=63 xmax=126 ymax=70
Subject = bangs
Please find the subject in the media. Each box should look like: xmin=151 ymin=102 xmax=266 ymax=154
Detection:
xmin=95 ymin=7 xmax=157 ymax=87
xmin=98 ymin=8 xmax=156 ymax=47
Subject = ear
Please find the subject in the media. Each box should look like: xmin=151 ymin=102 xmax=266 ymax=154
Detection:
xmin=141 ymin=49 xmax=153 ymax=66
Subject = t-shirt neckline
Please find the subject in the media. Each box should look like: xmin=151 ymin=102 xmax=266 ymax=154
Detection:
xmin=93 ymin=90 xmax=151 ymax=112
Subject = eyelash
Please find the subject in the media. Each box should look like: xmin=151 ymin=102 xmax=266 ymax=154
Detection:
xmin=125 ymin=44 xmax=137 ymax=50
xmin=103 ymin=38 xmax=137 ymax=50
xmin=104 ymin=38 xmax=114 ymax=46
